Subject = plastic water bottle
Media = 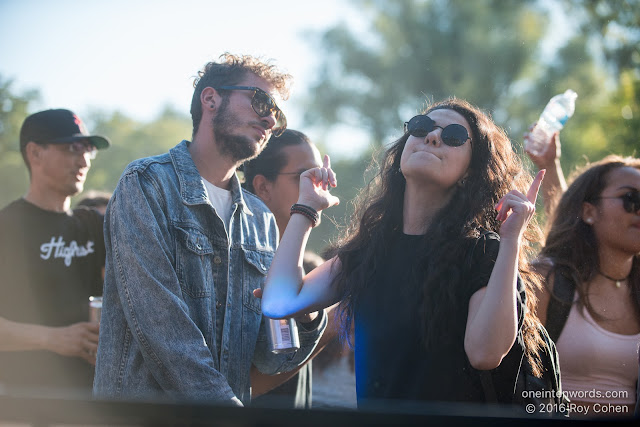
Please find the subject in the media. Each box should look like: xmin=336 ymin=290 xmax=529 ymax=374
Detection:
xmin=526 ymin=89 xmax=578 ymax=156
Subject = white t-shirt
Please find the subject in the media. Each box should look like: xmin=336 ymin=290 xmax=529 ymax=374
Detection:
xmin=203 ymin=178 xmax=233 ymax=233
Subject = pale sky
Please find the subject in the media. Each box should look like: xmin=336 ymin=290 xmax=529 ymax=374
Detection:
xmin=0 ymin=0 xmax=370 ymax=157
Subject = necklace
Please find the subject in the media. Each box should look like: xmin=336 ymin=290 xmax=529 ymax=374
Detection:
xmin=598 ymin=270 xmax=629 ymax=288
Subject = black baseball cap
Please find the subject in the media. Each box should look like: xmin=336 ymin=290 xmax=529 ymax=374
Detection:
xmin=20 ymin=109 xmax=110 ymax=151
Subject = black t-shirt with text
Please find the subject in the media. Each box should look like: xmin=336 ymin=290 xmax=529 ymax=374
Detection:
xmin=0 ymin=198 xmax=105 ymax=390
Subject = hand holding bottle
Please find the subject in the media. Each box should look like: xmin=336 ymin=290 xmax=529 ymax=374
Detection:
xmin=524 ymin=121 xmax=562 ymax=170
xmin=524 ymin=89 xmax=577 ymax=157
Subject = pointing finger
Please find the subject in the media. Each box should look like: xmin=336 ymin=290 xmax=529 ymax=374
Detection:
xmin=328 ymin=167 xmax=337 ymax=188
xmin=527 ymin=169 xmax=545 ymax=204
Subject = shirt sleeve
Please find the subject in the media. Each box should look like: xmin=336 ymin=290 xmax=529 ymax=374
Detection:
xmin=468 ymin=232 xmax=526 ymax=332
xmin=467 ymin=232 xmax=500 ymax=297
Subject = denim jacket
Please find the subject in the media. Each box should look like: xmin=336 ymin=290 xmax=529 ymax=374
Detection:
xmin=94 ymin=140 xmax=326 ymax=405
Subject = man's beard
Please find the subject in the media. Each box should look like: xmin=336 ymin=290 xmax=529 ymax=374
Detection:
xmin=212 ymin=98 xmax=270 ymax=163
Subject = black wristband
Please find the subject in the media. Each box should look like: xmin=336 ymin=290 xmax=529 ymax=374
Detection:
xmin=291 ymin=203 xmax=318 ymax=215
xmin=290 ymin=207 xmax=317 ymax=227
xmin=290 ymin=204 xmax=319 ymax=227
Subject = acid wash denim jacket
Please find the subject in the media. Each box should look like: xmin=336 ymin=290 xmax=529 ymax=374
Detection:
xmin=93 ymin=140 xmax=326 ymax=406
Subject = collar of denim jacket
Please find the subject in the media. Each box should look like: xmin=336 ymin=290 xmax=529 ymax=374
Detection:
xmin=171 ymin=140 xmax=254 ymax=216
xmin=229 ymin=172 xmax=253 ymax=216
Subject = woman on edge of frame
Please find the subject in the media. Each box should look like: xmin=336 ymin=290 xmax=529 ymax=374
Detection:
xmin=261 ymin=98 xmax=546 ymax=409
xmin=531 ymin=153 xmax=640 ymax=417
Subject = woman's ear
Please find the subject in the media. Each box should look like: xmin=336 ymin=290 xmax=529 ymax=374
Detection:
xmin=252 ymin=174 xmax=272 ymax=203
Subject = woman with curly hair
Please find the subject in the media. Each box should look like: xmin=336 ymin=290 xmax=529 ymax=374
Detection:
xmin=534 ymin=155 xmax=640 ymax=416
xmin=261 ymin=98 xmax=545 ymax=408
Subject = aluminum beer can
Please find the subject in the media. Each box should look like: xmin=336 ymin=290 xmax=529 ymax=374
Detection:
xmin=265 ymin=317 xmax=300 ymax=354
xmin=89 ymin=296 xmax=102 ymax=323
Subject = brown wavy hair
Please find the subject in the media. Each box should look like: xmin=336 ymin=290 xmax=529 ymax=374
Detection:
xmin=190 ymin=53 xmax=292 ymax=137
xmin=329 ymin=97 xmax=545 ymax=375
xmin=539 ymin=155 xmax=640 ymax=320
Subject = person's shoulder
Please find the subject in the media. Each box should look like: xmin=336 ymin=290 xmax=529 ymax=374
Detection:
xmin=470 ymin=228 xmax=500 ymax=248
xmin=122 ymin=141 xmax=191 ymax=182
xmin=241 ymin=188 xmax=271 ymax=215
xmin=0 ymin=198 xmax=23 ymax=213
xmin=463 ymin=229 xmax=501 ymax=266
xmin=478 ymin=229 xmax=500 ymax=241
xmin=122 ymin=151 xmax=172 ymax=176
xmin=0 ymin=199 xmax=29 ymax=222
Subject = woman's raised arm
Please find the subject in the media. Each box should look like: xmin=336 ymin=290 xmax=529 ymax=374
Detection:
xmin=262 ymin=155 xmax=342 ymax=319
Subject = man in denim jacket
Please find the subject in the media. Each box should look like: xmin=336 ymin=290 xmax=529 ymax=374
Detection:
xmin=94 ymin=54 xmax=326 ymax=406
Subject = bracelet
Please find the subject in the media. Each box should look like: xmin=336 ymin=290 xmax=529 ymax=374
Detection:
xmin=291 ymin=204 xmax=319 ymax=220
xmin=290 ymin=203 xmax=319 ymax=228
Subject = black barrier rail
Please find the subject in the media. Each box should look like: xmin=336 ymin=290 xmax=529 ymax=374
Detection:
xmin=1 ymin=394 xmax=638 ymax=426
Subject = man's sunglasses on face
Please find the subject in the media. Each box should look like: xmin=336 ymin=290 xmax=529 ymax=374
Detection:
xmin=48 ymin=140 xmax=97 ymax=159
xmin=214 ymin=86 xmax=287 ymax=137
xmin=595 ymin=190 xmax=640 ymax=214
xmin=404 ymin=114 xmax=472 ymax=147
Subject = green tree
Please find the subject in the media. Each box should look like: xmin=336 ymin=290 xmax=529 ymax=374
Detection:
xmin=507 ymin=25 xmax=639 ymax=173
xmin=0 ymin=76 xmax=39 ymax=207
xmin=80 ymin=105 xmax=192 ymax=197
xmin=565 ymin=0 xmax=640 ymax=75
xmin=304 ymin=0 xmax=545 ymax=148
xmin=303 ymin=0 xmax=639 ymax=247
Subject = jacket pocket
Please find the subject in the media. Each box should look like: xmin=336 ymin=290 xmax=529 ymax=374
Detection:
xmin=174 ymin=225 xmax=214 ymax=298
xmin=242 ymin=248 xmax=273 ymax=314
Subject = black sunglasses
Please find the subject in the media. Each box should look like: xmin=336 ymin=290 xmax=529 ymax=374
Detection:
xmin=404 ymin=114 xmax=471 ymax=147
xmin=595 ymin=190 xmax=640 ymax=214
xmin=214 ymin=86 xmax=287 ymax=137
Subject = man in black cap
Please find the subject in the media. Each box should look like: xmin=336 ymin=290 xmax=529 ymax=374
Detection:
xmin=0 ymin=109 xmax=110 ymax=394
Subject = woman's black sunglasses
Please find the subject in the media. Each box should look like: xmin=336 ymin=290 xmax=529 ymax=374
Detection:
xmin=596 ymin=190 xmax=640 ymax=214
xmin=404 ymin=114 xmax=471 ymax=147
xmin=214 ymin=86 xmax=287 ymax=137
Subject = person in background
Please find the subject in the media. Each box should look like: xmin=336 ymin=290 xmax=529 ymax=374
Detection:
xmin=525 ymin=129 xmax=640 ymax=417
xmin=0 ymin=109 xmax=109 ymax=394
xmin=76 ymin=190 xmax=112 ymax=215
xmin=532 ymin=155 xmax=640 ymax=417
xmin=77 ymin=190 xmax=112 ymax=281
xmin=242 ymin=129 xmax=355 ymax=408
xmin=262 ymin=98 xmax=546 ymax=409
xmin=93 ymin=54 xmax=326 ymax=406
xmin=242 ymin=129 xmax=322 ymax=408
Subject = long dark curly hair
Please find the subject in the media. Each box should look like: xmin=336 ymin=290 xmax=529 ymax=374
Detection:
xmin=539 ymin=155 xmax=640 ymax=320
xmin=329 ymin=98 xmax=545 ymax=375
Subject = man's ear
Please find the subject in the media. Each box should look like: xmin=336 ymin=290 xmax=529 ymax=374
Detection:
xmin=25 ymin=142 xmax=44 ymax=166
xmin=582 ymin=201 xmax=599 ymax=225
xmin=252 ymin=174 xmax=272 ymax=203
xmin=201 ymin=87 xmax=222 ymax=112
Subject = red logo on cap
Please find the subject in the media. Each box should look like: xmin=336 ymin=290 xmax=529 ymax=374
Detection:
xmin=73 ymin=114 xmax=88 ymax=134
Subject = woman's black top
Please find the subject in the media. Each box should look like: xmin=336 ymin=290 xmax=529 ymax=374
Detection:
xmin=353 ymin=231 xmax=526 ymax=409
